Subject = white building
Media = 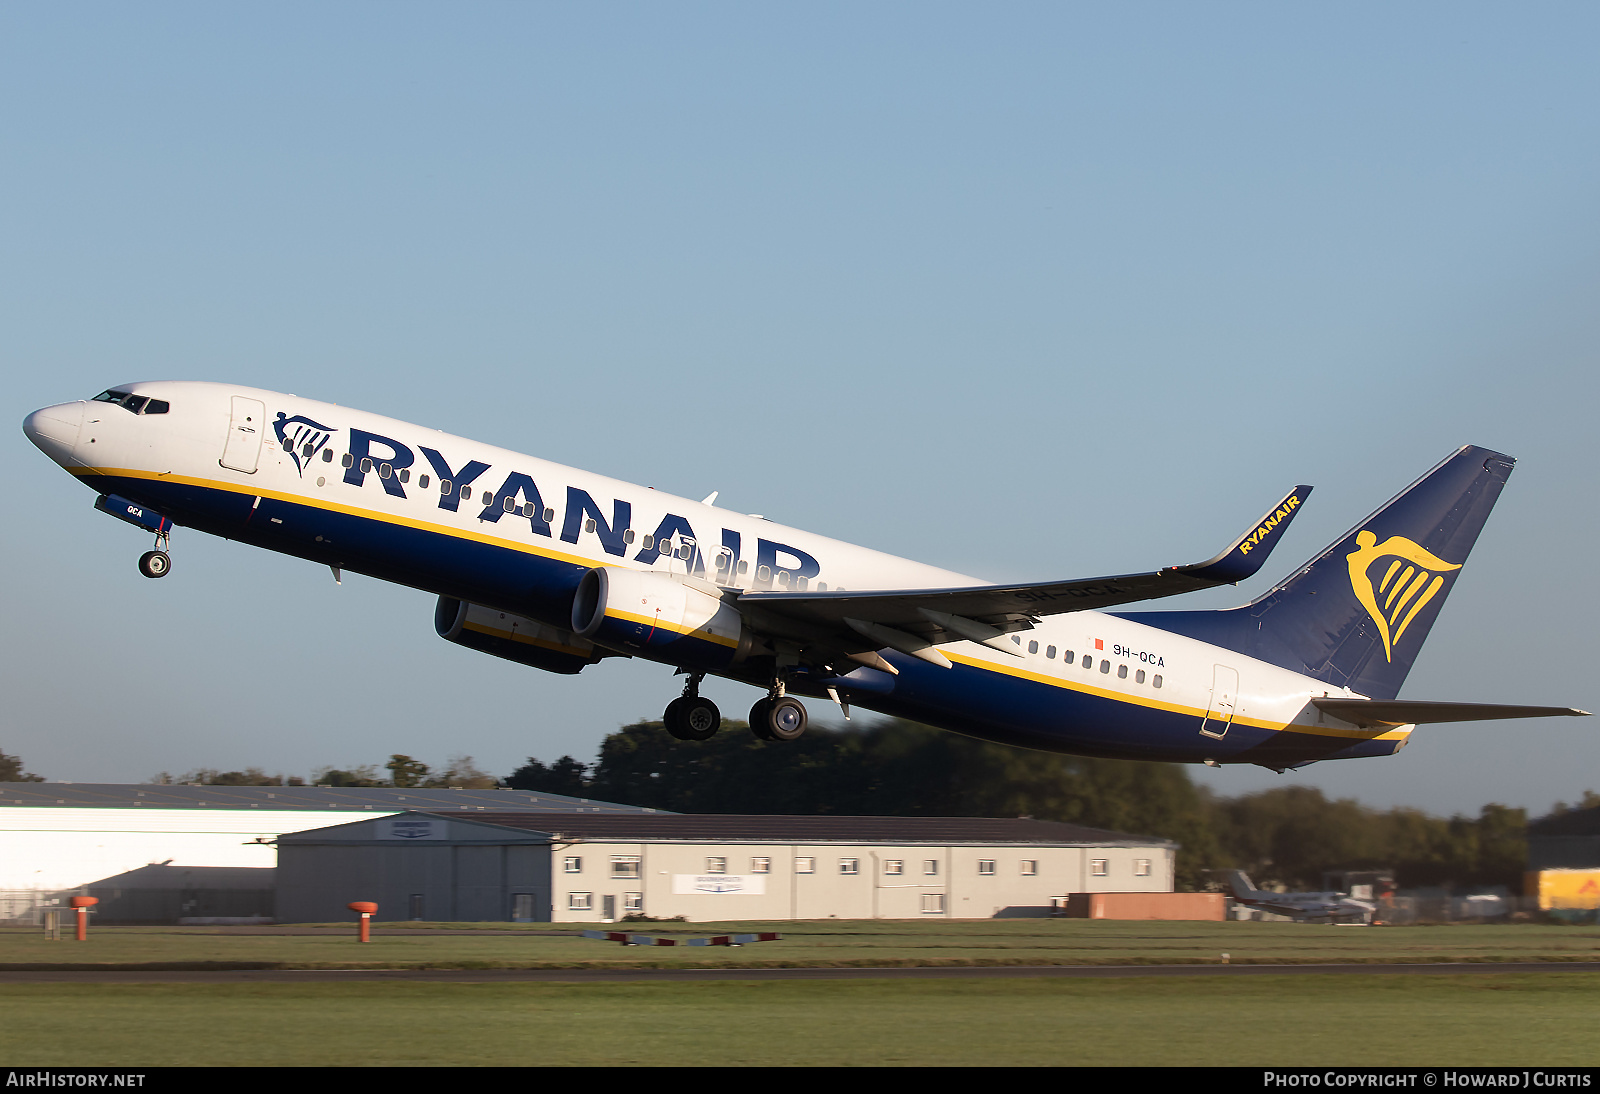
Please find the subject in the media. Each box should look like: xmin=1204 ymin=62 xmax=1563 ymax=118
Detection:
xmin=277 ymin=811 xmax=1176 ymax=922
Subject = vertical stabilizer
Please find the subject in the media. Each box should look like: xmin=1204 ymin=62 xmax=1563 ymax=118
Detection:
xmin=1121 ymin=446 xmax=1514 ymax=700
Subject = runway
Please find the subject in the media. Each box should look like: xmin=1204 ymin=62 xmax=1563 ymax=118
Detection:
xmin=6 ymin=961 xmax=1600 ymax=984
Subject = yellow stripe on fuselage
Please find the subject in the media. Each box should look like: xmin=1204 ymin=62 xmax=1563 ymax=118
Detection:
xmin=79 ymin=466 xmax=1406 ymax=743
xmin=941 ymin=650 xmax=1409 ymax=743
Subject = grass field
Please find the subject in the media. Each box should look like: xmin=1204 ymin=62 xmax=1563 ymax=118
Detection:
xmin=4 ymin=919 xmax=1600 ymax=970
xmin=5 ymin=921 xmax=1600 ymax=1065
xmin=3 ymin=975 xmax=1599 ymax=1066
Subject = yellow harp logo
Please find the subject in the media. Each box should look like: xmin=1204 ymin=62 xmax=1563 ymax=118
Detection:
xmin=1347 ymin=531 xmax=1461 ymax=662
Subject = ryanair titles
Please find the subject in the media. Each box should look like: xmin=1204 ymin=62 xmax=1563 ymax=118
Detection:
xmin=1237 ymin=494 xmax=1302 ymax=556
xmin=330 ymin=425 xmax=820 ymax=589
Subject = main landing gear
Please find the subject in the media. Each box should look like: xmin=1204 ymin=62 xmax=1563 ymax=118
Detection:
xmin=660 ymin=673 xmax=810 ymax=743
xmin=664 ymin=673 xmax=721 ymax=741
xmin=137 ymin=531 xmax=172 ymax=579
xmin=749 ymin=694 xmax=808 ymax=742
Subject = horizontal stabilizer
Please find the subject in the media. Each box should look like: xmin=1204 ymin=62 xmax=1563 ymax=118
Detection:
xmin=1312 ymin=699 xmax=1591 ymax=729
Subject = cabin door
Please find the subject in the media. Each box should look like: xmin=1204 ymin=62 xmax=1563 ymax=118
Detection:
xmin=1199 ymin=665 xmax=1239 ymax=739
xmin=220 ymin=396 xmax=267 ymax=474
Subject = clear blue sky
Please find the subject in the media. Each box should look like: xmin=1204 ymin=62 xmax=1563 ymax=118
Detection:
xmin=4 ymin=2 xmax=1598 ymax=816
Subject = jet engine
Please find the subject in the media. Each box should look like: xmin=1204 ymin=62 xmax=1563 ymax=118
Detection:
xmin=434 ymin=596 xmax=607 ymax=675
xmin=570 ymin=566 xmax=755 ymax=670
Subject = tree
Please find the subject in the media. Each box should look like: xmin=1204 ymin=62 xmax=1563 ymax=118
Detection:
xmin=505 ymin=755 xmax=591 ymax=796
xmin=423 ymin=755 xmax=499 ymax=789
xmin=385 ymin=754 xmax=430 ymax=788
xmin=313 ymin=765 xmax=383 ymax=787
xmin=0 ymin=750 xmax=44 ymax=782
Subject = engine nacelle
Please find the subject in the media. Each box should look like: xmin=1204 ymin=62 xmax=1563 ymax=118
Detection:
xmin=435 ymin=597 xmax=607 ymax=675
xmin=571 ymin=566 xmax=752 ymax=670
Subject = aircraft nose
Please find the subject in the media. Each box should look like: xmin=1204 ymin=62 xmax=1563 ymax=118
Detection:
xmin=23 ymin=402 xmax=86 ymax=465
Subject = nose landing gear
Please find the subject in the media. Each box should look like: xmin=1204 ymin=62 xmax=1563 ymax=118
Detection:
xmin=137 ymin=531 xmax=172 ymax=579
xmin=664 ymin=673 xmax=721 ymax=741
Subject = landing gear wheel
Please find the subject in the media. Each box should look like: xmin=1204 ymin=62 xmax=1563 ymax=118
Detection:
xmin=138 ymin=551 xmax=171 ymax=579
xmin=664 ymin=696 xmax=721 ymax=741
xmin=749 ymin=696 xmax=807 ymax=742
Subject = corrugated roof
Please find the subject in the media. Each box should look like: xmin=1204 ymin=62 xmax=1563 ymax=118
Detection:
xmin=0 ymin=782 xmax=661 ymax=814
xmin=286 ymin=811 xmax=1173 ymax=846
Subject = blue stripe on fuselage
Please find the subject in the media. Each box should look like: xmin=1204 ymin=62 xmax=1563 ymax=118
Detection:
xmin=85 ymin=470 xmax=1404 ymax=766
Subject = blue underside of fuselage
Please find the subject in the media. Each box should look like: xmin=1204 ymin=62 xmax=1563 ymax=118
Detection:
xmin=90 ymin=472 xmax=1400 ymax=767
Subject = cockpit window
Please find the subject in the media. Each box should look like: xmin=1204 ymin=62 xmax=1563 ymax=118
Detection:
xmin=92 ymin=390 xmax=169 ymax=415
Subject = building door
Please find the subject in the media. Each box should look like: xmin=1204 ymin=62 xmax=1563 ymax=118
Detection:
xmin=220 ymin=396 xmax=266 ymax=474
xmin=602 ymin=895 xmax=617 ymax=922
xmin=1199 ymin=665 xmax=1239 ymax=739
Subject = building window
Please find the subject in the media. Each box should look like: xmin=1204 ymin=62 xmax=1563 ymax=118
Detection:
xmin=1135 ymin=859 xmax=1152 ymax=877
xmin=921 ymin=894 xmax=946 ymax=914
xmin=884 ymin=859 xmax=904 ymax=875
xmin=978 ymin=860 xmax=996 ymax=876
xmin=706 ymin=857 xmax=727 ymax=874
xmin=563 ymin=856 xmax=582 ymax=874
xmin=796 ymin=857 xmax=815 ymax=874
xmin=611 ymin=856 xmax=641 ymax=879
xmin=840 ymin=858 xmax=860 ymax=875
xmin=924 ymin=860 xmax=940 ymax=876
xmin=568 ymin=892 xmax=592 ymax=911
xmin=624 ymin=893 xmax=644 ymax=913
xmin=1091 ymin=859 xmax=1109 ymax=877
xmin=1020 ymin=860 xmax=1038 ymax=876
xmin=750 ymin=857 xmax=772 ymax=873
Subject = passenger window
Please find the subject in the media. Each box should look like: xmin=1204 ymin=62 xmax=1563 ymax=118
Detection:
xmin=1153 ymin=675 xmax=1163 ymax=688
xmin=481 ymin=490 xmax=492 ymax=504
xmin=439 ymin=479 xmax=452 ymax=494
xmin=1136 ymin=670 xmax=1146 ymax=684
xmin=777 ymin=571 xmax=791 ymax=587
xmin=623 ymin=529 xmax=635 ymax=544
xmin=677 ymin=544 xmax=692 ymax=559
xmin=418 ymin=474 xmax=429 ymax=489
xmin=341 ymin=454 xmax=354 ymax=468
xmin=1063 ymin=649 xmax=1074 ymax=663
xmin=379 ymin=463 xmax=392 ymax=479
xmin=1046 ymin=645 xmax=1056 ymax=659
xmin=1081 ymin=654 xmax=1092 ymax=669
xmin=737 ymin=560 xmax=748 ymax=574
xmin=1012 ymin=635 xmax=1022 ymax=645
xmin=584 ymin=518 xmax=597 ymax=533
xmin=322 ymin=449 xmax=333 ymax=462
xmin=796 ymin=577 xmax=808 ymax=591
xmin=1118 ymin=664 xmax=1128 ymax=679
xmin=360 ymin=458 xmax=374 ymax=473
xmin=1100 ymin=660 xmax=1110 ymax=673
xmin=301 ymin=443 xmax=315 ymax=458
xmin=543 ymin=508 xmax=555 ymax=523
xmin=1027 ymin=640 xmax=1039 ymax=654
xmin=816 ymin=582 xmax=827 ymax=591
xmin=502 ymin=496 xmax=515 ymax=513
xmin=399 ymin=469 xmax=410 ymax=483
xmin=521 ymin=503 xmax=535 ymax=517
xmin=642 ymin=534 xmax=654 ymax=549
xmin=757 ymin=564 xmax=772 ymax=581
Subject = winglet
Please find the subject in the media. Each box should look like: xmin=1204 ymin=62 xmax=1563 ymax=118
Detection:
xmin=1178 ymin=485 xmax=1312 ymax=585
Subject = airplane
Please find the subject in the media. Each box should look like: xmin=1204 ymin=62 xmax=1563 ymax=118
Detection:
xmin=1214 ymin=869 xmax=1377 ymax=924
xmin=22 ymin=381 xmax=1588 ymax=769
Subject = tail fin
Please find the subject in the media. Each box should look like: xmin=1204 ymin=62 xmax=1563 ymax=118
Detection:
xmin=1120 ymin=446 xmax=1514 ymax=700
xmin=1219 ymin=869 xmax=1260 ymax=900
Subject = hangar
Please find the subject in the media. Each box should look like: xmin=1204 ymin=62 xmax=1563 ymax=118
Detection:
xmin=0 ymin=781 xmax=659 ymax=921
xmin=277 ymin=811 xmax=1177 ymax=922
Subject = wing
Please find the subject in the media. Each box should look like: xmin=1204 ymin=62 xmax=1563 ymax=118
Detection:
xmin=735 ymin=485 xmax=1311 ymax=668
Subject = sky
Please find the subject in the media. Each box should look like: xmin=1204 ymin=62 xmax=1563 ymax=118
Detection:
xmin=3 ymin=2 xmax=1598 ymax=817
